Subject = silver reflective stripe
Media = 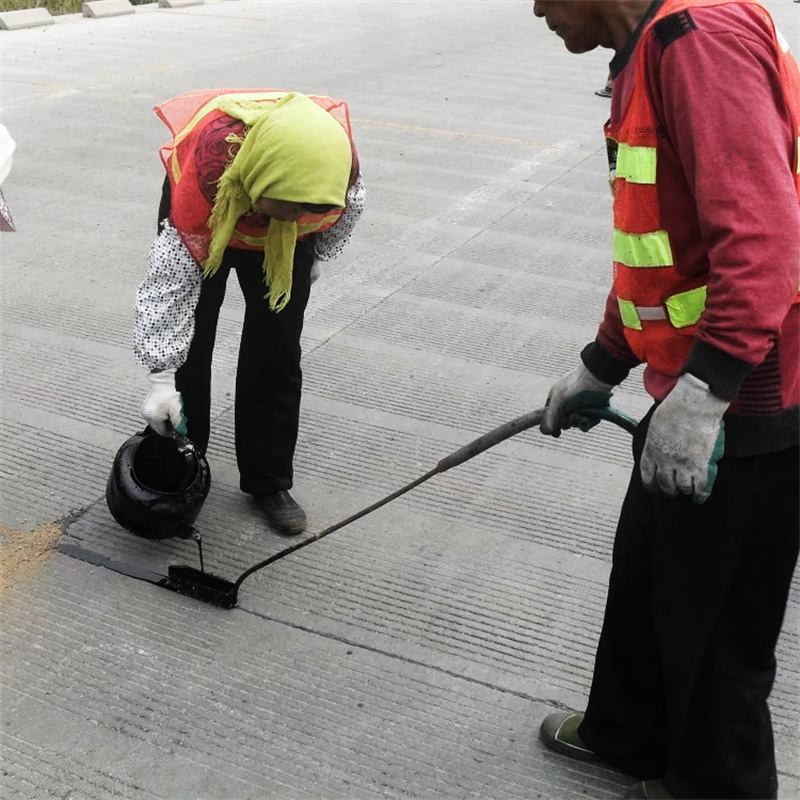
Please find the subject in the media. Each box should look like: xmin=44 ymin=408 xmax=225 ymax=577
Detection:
xmin=636 ymin=306 xmax=667 ymax=321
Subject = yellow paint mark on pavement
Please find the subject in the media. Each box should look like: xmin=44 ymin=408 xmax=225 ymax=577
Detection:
xmin=352 ymin=118 xmax=561 ymax=150
xmin=144 ymin=62 xmax=174 ymax=74
xmin=36 ymin=83 xmax=76 ymax=94
xmin=0 ymin=523 xmax=61 ymax=602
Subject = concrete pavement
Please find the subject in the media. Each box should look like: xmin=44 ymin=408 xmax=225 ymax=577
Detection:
xmin=1 ymin=2 xmax=798 ymax=798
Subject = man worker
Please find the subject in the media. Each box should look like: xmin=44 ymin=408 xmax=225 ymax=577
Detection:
xmin=532 ymin=1 xmax=800 ymax=798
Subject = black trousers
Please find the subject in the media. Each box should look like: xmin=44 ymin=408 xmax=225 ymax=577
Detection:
xmin=159 ymin=179 xmax=313 ymax=495
xmin=579 ymin=410 xmax=799 ymax=799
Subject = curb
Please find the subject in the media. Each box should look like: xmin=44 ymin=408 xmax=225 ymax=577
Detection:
xmin=0 ymin=0 xmax=206 ymax=31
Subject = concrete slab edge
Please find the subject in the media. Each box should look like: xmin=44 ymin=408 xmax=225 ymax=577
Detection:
xmin=82 ymin=0 xmax=135 ymax=18
xmin=0 ymin=8 xmax=54 ymax=30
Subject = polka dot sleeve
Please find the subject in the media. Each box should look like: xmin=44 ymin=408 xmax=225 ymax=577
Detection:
xmin=313 ymin=175 xmax=366 ymax=262
xmin=134 ymin=221 xmax=203 ymax=370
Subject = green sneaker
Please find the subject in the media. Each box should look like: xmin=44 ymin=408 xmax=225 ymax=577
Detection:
xmin=539 ymin=711 xmax=602 ymax=763
xmin=623 ymin=779 xmax=674 ymax=799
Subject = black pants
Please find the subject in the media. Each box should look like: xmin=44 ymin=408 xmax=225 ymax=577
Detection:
xmin=159 ymin=179 xmax=313 ymax=495
xmin=578 ymin=410 xmax=799 ymax=799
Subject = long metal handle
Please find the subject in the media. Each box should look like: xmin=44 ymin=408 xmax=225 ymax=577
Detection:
xmin=231 ymin=405 xmax=638 ymax=590
xmin=437 ymin=405 xmax=637 ymax=472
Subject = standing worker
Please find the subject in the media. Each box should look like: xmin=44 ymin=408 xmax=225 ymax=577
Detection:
xmin=532 ymin=2 xmax=799 ymax=798
xmin=135 ymin=89 xmax=365 ymax=535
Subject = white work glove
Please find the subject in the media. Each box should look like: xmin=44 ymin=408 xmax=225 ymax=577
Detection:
xmin=540 ymin=363 xmax=615 ymax=437
xmin=141 ymin=368 xmax=187 ymax=437
xmin=641 ymin=373 xmax=728 ymax=504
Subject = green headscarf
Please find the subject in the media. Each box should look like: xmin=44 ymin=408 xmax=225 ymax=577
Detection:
xmin=205 ymin=92 xmax=352 ymax=311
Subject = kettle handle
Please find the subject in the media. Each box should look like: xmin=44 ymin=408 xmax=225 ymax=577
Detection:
xmin=162 ymin=422 xmax=199 ymax=493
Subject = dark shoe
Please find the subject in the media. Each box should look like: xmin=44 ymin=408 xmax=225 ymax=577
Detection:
xmin=253 ymin=490 xmax=307 ymax=535
xmin=539 ymin=711 xmax=602 ymax=763
xmin=623 ymin=780 xmax=673 ymax=799
xmin=595 ymin=84 xmax=613 ymax=98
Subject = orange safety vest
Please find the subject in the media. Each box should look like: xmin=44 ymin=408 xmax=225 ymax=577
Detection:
xmin=607 ymin=0 xmax=800 ymax=375
xmin=155 ymin=89 xmax=357 ymax=266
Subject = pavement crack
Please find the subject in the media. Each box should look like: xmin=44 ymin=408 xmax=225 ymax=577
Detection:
xmin=238 ymin=606 xmax=571 ymax=709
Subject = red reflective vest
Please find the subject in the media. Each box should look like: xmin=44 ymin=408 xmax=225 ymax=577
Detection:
xmin=607 ymin=0 xmax=800 ymax=376
xmin=155 ymin=89 xmax=357 ymax=266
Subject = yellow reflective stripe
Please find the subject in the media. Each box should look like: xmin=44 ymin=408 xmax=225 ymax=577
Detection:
xmin=616 ymin=143 xmax=657 ymax=184
xmin=170 ymin=153 xmax=181 ymax=184
xmin=613 ymin=229 xmax=673 ymax=267
xmin=230 ymin=230 xmax=268 ymax=247
xmin=296 ymin=212 xmax=341 ymax=234
xmin=618 ymin=299 xmax=642 ymax=330
xmin=229 ymin=214 xmax=341 ymax=248
xmin=664 ymin=285 xmax=707 ymax=328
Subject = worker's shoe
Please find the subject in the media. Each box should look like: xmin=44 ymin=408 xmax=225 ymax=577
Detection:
xmin=595 ymin=82 xmax=613 ymax=98
xmin=539 ymin=711 xmax=602 ymax=763
xmin=623 ymin=780 xmax=674 ymax=799
xmin=254 ymin=490 xmax=307 ymax=535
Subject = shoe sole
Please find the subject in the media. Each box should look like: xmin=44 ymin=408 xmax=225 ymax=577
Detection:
xmin=539 ymin=712 xmax=603 ymax=764
xmin=271 ymin=521 xmax=306 ymax=536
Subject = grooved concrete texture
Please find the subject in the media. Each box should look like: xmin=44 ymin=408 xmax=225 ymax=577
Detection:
xmin=1 ymin=2 xmax=798 ymax=798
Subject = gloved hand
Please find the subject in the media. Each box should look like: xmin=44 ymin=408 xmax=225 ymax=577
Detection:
xmin=641 ymin=373 xmax=728 ymax=504
xmin=310 ymin=259 xmax=321 ymax=284
xmin=540 ymin=363 xmax=615 ymax=437
xmin=141 ymin=368 xmax=187 ymax=437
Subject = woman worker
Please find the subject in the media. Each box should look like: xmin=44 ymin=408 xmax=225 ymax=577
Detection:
xmin=134 ymin=89 xmax=365 ymax=535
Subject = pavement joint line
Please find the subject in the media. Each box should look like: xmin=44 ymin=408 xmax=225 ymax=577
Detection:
xmin=60 ymin=496 xmax=107 ymax=532
xmin=238 ymin=606 xmax=577 ymax=711
xmin=55 ymin=542 xmax=599 ymax=687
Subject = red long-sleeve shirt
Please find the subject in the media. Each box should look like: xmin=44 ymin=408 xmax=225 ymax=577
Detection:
xmin=583 ymin=0 xmax=800 ymax=456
